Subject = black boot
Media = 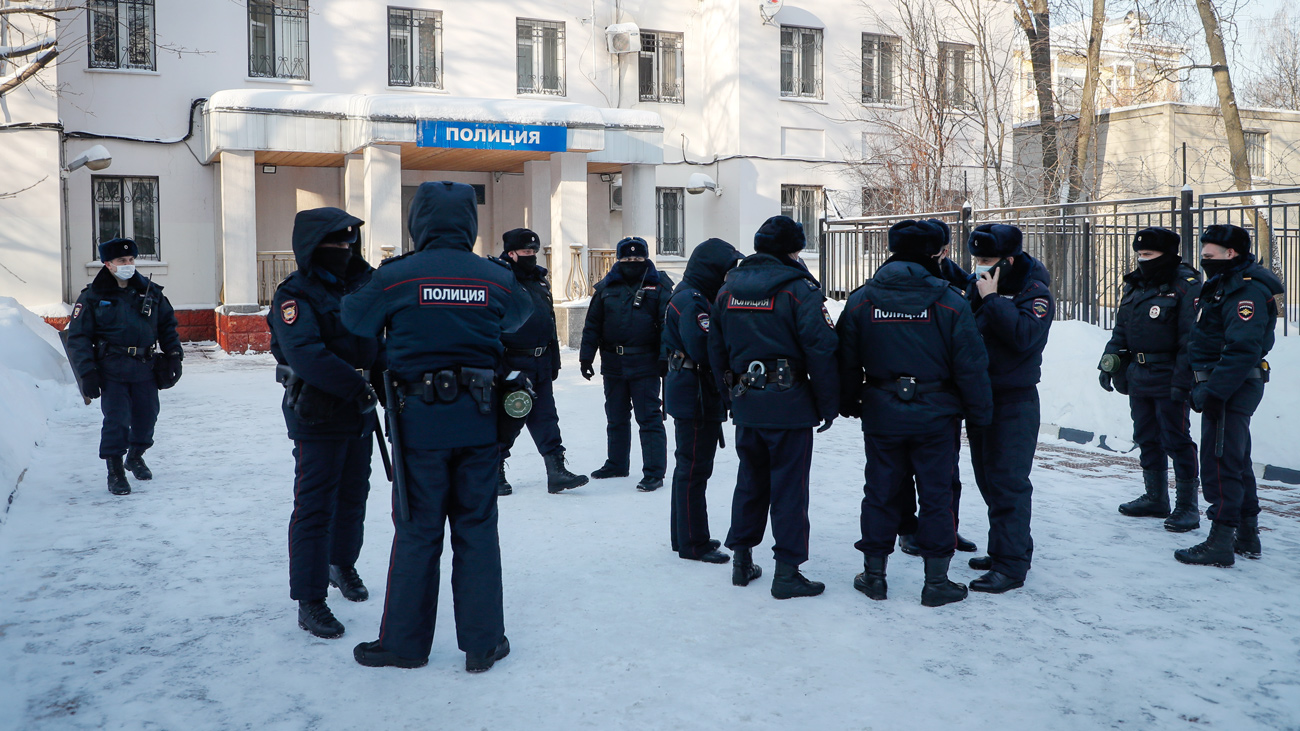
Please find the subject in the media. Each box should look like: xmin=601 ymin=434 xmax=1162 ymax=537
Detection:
xmin=1174 ymin=521 xmax=1235 ymax=567
xmin=968 ymin=555 xmax=992 ymax=571
xmin=853 ymin=555 xmax=887 ymax=600
xmin=544 ymin=452 xmax=588 ymax=493
xmin=635 ymin=476 xmax=663 ymax=492
xmin=1119 ymin=469 xmax=1170 ymax=518
xmin=771 ymin=561 xmax=825 ymax=599
xmin=497 ymin=461 xmax=512 ymax=496
xmin=298 ymin=599 xmax=345 ymax=639
xmin=329 ymin=564 xmax=369 ymax=602
xmin=897 ymin=533 xmax=920 ymax=556
xmin=106 ymin=457 xmax=131 ymax=496
xmin=1164 ymin=479 xmax=1200 ymax=533
xmin=955 ymin=534 xmax=977 ymax=552
xmin=354 ymin=640 xmax=427 ymax=669
xmin=465 ymin=636 xmax=511 ymax=673
xmin=731 ymin=546 xmax=762 ymax=587
xmin=921 ymin=556 xmax=969 ymax=607
xmin=1234 ymin=515 xmax=1261 ymax=559
xmin=124 ymin=447 xmax=153 ymax=481
xmin=969 ymin=570 xmax=1024 ymax=594
xmin=590 ymin=462 xmax=629 ymax=479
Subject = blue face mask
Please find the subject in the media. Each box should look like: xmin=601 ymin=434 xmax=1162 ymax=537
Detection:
xmin=973 ymin=264 xmax=992 ymax=276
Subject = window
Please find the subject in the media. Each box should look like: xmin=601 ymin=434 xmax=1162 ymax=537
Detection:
xmin=249 ymin=0 xmax=309 ymax=80
xmin=656 ymin=187 xmax=685 ymax=256
xmin=517 ymin=19 xmax=565 ymax=95
xmin=388 ymin=8 xmax=442 ymax=88
xmin=93 ymin=177 xmax=160 ymax=260
xmin=639 ymin=31 xmax=684 ymax=103
xmin=87 ymin=0 xmax=155 ymax=70
xmin=938 ymin=42 xmax=973 ymax=108
xmin=861 ymin=33 xmax=897 ymax=104
xmin=1245 ymin=131 xmax=1268 ymax=178
xmin=780 ymin=26 xmax=823 ymax=99
xmin=781 ymin=185 xmax=822 ymax=253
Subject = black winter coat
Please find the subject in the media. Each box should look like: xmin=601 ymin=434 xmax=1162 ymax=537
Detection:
xmin=837 ymin=260 xmax=993 ymax=434
xmin=966 ymin=253 xmax=1054 ymax=396
xmin=1103 ymin=258 xmax=1201 ymax=397
xmin=269 ymin=207 xmax=384 ymax=440
xmin=1188 ymin=255 xmax=1283 ymax=412
xmin=579 ymin=262 xmax=674 ymax=380
xmin=707 ymin=254 xmax=839 ymax=429
xmin=66 ymin=268 xmax=181 ymax=384
xmin=663 ymin=238 xmax=742 ymax=421
xmin=501 ymin=262 xmax=561 ymax=378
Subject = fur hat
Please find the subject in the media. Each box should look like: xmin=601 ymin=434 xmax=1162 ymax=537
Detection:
xmin=753 ymin=215 xmax=806 ymax=255
xmin=1131 ymin=227 xmax=1179 ymax=255
xmin=926 ymin=218 xmax=952 ymax=248
xmin=1200 ymin=224 xmax=1251 ymax=256
xmin=503 ymin=228 xmax=541 ymax=253
xmin=967 ymin=224 xmax=1023 ymax=258
xmin=616 ymin=236 xmax=649 ymax=259
xmin=98 ymin=238 xmax=138 ymax=262
xmin=888 ymin=219 xmax=946 ymax=256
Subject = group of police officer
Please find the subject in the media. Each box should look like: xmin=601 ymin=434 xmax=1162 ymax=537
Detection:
xmin=68 ymin=179 xmax=1282 ymax=670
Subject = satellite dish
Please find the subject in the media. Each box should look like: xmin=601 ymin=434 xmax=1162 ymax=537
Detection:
xmin=760 ymin=0 xmax=784 ymax=24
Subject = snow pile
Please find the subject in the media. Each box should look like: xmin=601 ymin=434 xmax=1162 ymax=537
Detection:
xmin=0 ymin=297 xmax=81 ymax=517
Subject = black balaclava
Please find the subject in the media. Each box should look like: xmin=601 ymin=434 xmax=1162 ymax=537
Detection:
xmin=1137 ymin=253 xmax=1180 ymax=283
xmin=512 ymin=254 xmax=539 ymax=274
xmin=1200 ymin=255 xmax=1243 ymax=280
xmin=620 ymin=260 xmax=649 ymax=283
xmin=314 ymin=247 xmax=352 ymax=281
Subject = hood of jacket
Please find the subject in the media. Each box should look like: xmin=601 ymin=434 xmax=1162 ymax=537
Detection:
xmin=725 ymin=253 xmax=815 ymax=300
xmin=681 ymin=238 xmax=742 ymax=301
xmin=292 ymin=207 xmax=364 ymax=273
xmin=408 ymin=181 xmax=478 ymax=252
xmin=867 ymin=260 xmax=951 ymax=314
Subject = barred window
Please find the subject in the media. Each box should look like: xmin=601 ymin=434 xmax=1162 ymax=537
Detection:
xmin=939 ymin=42 xmax=973 ymax=108
xmin=93 ymin=176 xmax=160 ymax=260
xmin=1245 ymin=131 xmax=1268 ymax=179
xmin=639 ymin=31 xmax=684 ymax=103
xmin=388 ymin=8 xmax=442 ymax=88
xmin=780 ymin=185 xmax=822 ymax=253
xmin=87 ymin=0 xmax=155 ymax=70
xmin=249 ymin=0 xmax=310 ymax=80
xmin=861 ymin=33 xmax=897 ymax=104
xmin=517 ymin=18 xmax=565 ymax=96
xmin=780 ymin=26 xmax=823 ymax=99
xmin=656 ymin=187 xmax=685 ymax=256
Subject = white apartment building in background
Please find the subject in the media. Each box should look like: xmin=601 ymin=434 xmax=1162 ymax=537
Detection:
xmin=0 ymin=0 xmax=1013 ymax=349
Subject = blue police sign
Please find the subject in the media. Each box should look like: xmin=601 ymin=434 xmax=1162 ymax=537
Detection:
xmin=417 ymin=121 xmax=567 ymax=152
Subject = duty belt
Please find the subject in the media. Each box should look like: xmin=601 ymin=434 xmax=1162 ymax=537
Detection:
xmin=865 ymin=375 xmax=953 ymax=402
xmin=505 ymin=344 xmax=549 ymax=358
xmin=731 ymin=359 xmax=799 ymax=396
xmin=100 ymin=342 xmax=156 ymax=360
xmin=1132 ymin=352 xmax=1174 ymax=365
xmin=602 ymin=344 xmax=656 ymax=356
xmin=396 ymin=367 xmax=497 ymax=414
xmin=667 ymin=350 xmax=698 ymax=372
xmin=1193 ymin=363 xmax=1269 ymax=384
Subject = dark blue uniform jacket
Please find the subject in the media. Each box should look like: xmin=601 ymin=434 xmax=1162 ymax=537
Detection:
xmin=966 ymin=254 xmax=1054 ymax=396
xmin=580 ymin=262 xmax=674 ymax=379
xmin=1188 ymin=256 xmax=1283 ymax=409
xmin=341 ymin=182 xmax=532 ymax=450
xmin=663 ymin=238 xmax=742 ymax=421
xmin=66 ymin=268 xmax=181 ymax=383
xmin=707 ymin=254 xmax=839 ymax=429
xmin=837 ymin=260 xmax=993 ymax=434
xmin=501 ymin=263 xmax=561 ymax=377
xmin=269 ymin=208 xmax=384 ymax=440
xmin=1103 ymin=259 xmax=1201 ymax=397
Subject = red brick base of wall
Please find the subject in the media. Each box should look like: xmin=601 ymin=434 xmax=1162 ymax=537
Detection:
xmin=216 ymin=309 xmax=271 ymax=353
xmin=43 ymin=316 xmax=70 ymax=332
xmin=44 ymin=307 xmax=222 ymax=346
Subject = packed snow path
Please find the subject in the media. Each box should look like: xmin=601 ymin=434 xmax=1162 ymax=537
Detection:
xmin=2 ymin=347 xmax=1298 ymax=730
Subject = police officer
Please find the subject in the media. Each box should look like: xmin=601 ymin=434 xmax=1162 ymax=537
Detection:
xmin=579 ymin=236 xmax=673 ymax=492
xmin=268 ymin=208 xmax=383 ymax=640
xmin=964 ymin=224 xmax=1053 ymax=593
xmin=1097 ymin=227 xmax=1202 ymax=531
xmin=496 ymin=227 xmax=588 ymax=496
xmin=663 ymin=238 xmax=743 ymax=564
xmin=1176 ymin=224 xmax=1283 ymax=567
xmin=707 ymin=216 xmax=839 ymax=599
xmin=65 ymin=237 xmax=182 ymax=495
xmin=837 ymin=220 xmax=992 ymax=607
xmin=342 ymin=182 xmax=532 ymax=672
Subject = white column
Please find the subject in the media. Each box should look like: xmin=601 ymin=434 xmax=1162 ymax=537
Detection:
xmin=363 ymin=144 xmax=402 ymax=263
xmin=621 ymin=163 xmax=656 ymax=243
xmin=523 ymin=159 xmax=551 ymax=263
xmin=343 ymin=154 xmax=365 ymax=220
xmin=219 ymin=149 xmax=258 ymax=311
xmin=549 ymin=152 xmax=588 ymax=301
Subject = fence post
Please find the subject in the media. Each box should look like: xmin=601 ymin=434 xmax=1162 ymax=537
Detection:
xmin=1081 ymin=219 xmax=1093 ymax=324
xmin=959 ymin=201 xmax=973 ymax=272
xmin=1180 ymin=185 xmax=1195 ymax=262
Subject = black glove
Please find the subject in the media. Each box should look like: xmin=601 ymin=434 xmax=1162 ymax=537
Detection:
xmin=154 ymin=353 xmax=183 ymax=389
xmin=370 ymin=369 xmax=388 ymax=408
xmin=81 ymin=370 xmax=101 ymax=400
xmin=580 ymin=362 xmax=595 ymax=381
xmin=1201 ymin=395 xmax=1225 ymax=420
xmin=1113 ymin=371 xmax=1129 ymax=396
xmin=816 ymin=417 xmax=835 ymax=433
xmin=355 ymin=383 xmax=379 ymax=415
xmin=1170 ymin=387 xmax=1189 ymax=404
xmin=658 ymin=360 xmax=669 ymax=378
xmin=1098 ymin=371 xmax=1113 ymax=392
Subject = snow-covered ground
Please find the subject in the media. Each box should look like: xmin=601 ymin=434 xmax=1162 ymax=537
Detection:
xmin=1 ymin=345 xmax=1298 ymax=730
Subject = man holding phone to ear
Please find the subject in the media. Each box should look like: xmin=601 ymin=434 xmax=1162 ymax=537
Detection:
xmin=963 ymin=224 xmax=1053 ymax=594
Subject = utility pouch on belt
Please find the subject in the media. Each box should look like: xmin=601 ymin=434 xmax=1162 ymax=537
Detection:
xmin=896 ymin=377 xmax=917 ymax=402
xmin=464 ymin=367 xmax=496 ymax=414
xmin=668 ymin=351 xmax=686 ymax=372
xmin=431 ymin=371 xmax=458 ymax=403
xmin=1099 ymin=351 xmax=1127 ymax=374
xmin=1260 ymin=360 xmax=1271 ymax=383
xmin=501 ymin=370 xmax=535 ymax=419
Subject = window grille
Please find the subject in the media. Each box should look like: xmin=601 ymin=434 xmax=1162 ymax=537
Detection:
xmin=87 ymin=0 xmax=155 ymax=70
xmin=249 ymin=0 xmax=310 ymax=80
xmin=639 ymin=31 xmax=684 ymax=103
xmin=939 ymin=42 xmax=973 ymax=108
xmin=1245 ymin=131 xmax=1268 ymax=179
xmin=780 ymin=185 xmax=822 ymax=253
xmin=780 ymin=26 xmax=823 ymax=99
xmin=93 ymin=176 xmax=161 ymax=260
xmin=388 ymin=8 xmax=442 ymax=88
xmin=861 ymin=33 xmax=897 ymax=103
xmin=656 ymin=187 xmax=685 ymax=256
xmin=517 ymin=19 xmax=566 ymax=95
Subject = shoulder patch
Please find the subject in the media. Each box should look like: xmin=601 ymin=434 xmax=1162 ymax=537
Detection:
xmin=72 ymin=303 xmax=83 ymax=319
xmin=822 ymin=304 xmax=835 ymax=328
xmin=1237 ymin=301 xmax=1255 ymax=321
xmin=1032 ymin=297 xmax=1050 ymax=319
xmin=280 ymin=299 xmax=298 ymax=325
xmin=697 ymin=313 xmax=710 ymax=332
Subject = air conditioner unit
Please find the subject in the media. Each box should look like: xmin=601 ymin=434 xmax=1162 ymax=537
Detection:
xmin=609 ymin=179 xmax=624 ymax=211
xmin=606 ymin=23 xmax=642 ymax=54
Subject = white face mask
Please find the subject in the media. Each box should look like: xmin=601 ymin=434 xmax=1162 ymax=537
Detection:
xmin=973 ymin=264 xmax=993 ymax=276
xmin=111 ymin=264 xmax=135 ymax=281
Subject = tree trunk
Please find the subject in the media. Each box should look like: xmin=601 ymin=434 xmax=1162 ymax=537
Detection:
xmin=1068 ymin=0 xmax=1106 ymax=203
xmin=1016 ymin=0 xmax=1059 ymax=204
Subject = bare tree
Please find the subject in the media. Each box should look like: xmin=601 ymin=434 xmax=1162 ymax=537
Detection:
xmin=1066 ymin=0 xmax=1105 ymax=202
xmin=1013 ymin=0 xmax=1062 ymax=203
xmin=1238 ymin=8 xmax=1300 ymax=110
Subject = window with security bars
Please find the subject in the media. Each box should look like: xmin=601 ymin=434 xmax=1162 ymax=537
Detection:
xmin=656 ymin=187 xmax=685 ymax=256
xmin=639 ymin=31 xmax=684 ymax=103
xmin=780 ymin=26 xmax=823 ymax=99
xmin=1245 ymin=131 xmax=1268 ymax=179
xmin=939 ymin=42 xmax=973 ymax=108
xmin=87 ymin=0 xmax=155 ymax=70
xmin=249 ymin=0 xmax=310 ymax=80
xmin=781 ymin=185 xmax=822 ymax=253
xmin=92 ymin=176 xmax=160 ymax=260
xmin=861 ymin=33 xmax=897 ymax=104
xmin=517 ymin=19 xmax=565 ymax=95
xmin=388 ymin=8 xmax=442 ymax=88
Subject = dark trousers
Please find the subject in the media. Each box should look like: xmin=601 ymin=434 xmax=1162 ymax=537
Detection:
xmin=1200 ymin=404 xmax=1260 ymax=528
xmin=968 ymin=391 xmax=1039 ymax=581
xmin=896 ymin=422 xmax=964 ymax=535
xmin=288 ymin=437 xmax=373 ymax=601
xmin=725 ymin=426 xmax=814 ymax=567
xmin=857 ymin=427 xmax=958 ymax=558
xmin=499 ymin=366 xmax=563 ymax=459
xmin=670 ymin=418 xmax=722 ymax=557
xmin=602 ymin=375 xmax=666 ymax=479
xmin=98 ymin=378 xmax=159 ymax=458
xmin=1130 ymin=395 xmax=1198 ymax=480
xmin=378 ymin=444 xmax=503 ymax=661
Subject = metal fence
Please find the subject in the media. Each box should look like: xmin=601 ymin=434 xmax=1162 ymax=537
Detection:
xmin=821 ymin=186 xmax=1298 ymax=335
xmin=257 ymin=251 xmax=297 ymax=306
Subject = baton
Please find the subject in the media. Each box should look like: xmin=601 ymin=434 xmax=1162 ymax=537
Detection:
xmin=382 ymin=371 xmax=411 ymax=522
xmin=373 ymin=410 xmax=393 ymax=483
